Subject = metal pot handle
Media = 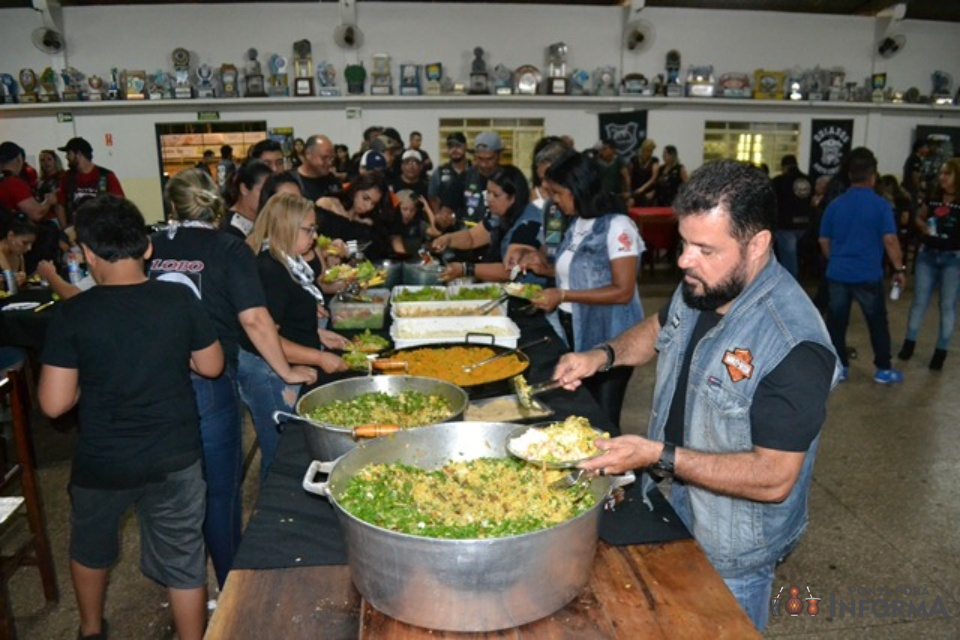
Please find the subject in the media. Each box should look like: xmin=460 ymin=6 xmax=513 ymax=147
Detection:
xmin=273 ymin=410 xmax=299 ymax=427
xmin=272 ymin=410 xmax=352 ymax=435
xmin=302 ymin=459 xmax=337 ymax=498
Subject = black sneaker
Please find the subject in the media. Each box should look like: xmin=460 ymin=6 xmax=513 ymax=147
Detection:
xmin=898 ymin=339 xmax=916 ymax=361
xmin=930 ymin=349 xmax=947 ymax=371
xmin=78 ymin=619 xmax=108 ymax=640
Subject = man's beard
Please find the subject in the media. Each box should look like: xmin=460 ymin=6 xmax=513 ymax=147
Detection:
xmin=681 ymin=262 xmax=748 ymax=311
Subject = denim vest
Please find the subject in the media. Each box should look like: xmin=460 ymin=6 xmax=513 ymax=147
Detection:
xmin=558 ymin=214 xmax=644 ymax=352
xmin=647 ymin=257 xmax=840 ymax=577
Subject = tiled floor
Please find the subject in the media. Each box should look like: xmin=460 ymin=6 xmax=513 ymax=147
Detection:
xmin=7 ymin=271 xmax=960 ymax=638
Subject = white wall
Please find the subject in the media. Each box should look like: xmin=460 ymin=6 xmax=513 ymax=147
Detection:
xmin=1 ymin=3 xmax=959 ymax=220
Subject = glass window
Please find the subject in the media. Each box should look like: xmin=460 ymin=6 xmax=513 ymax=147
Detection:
xmin=703 ymin=121 xmax=800 ymax=171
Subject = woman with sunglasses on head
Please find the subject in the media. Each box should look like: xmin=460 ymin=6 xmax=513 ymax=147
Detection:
xmin=240 ymin=192 xmax=348 ymax=482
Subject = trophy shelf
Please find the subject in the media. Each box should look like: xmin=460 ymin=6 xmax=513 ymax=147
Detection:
xmin=2 ymin=94 xmax=959 ymax=117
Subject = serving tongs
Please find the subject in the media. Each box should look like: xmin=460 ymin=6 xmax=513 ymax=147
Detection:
xmin=461 ymin=336 xmax=550 ymax=373
xmin=477 ymin=293 xmax=510 ymax=315
xmin=512 ymin=374 xmax=565 ymax=409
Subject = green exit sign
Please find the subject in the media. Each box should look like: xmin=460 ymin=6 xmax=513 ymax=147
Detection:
xmin=197 ymin=111 xmax=220 ymax=121
xmin=57 ymin=113 xmax=73 ymax=123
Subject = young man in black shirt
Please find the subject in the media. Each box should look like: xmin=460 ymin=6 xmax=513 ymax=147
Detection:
xmin=39 ymin=195 xmax=223 ymax=640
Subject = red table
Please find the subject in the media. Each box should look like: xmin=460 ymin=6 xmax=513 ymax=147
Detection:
xmin=629 ymin=207 xmax=677 ymax=273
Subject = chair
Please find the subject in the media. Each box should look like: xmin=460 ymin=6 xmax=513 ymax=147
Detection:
xmin=0 ymin=368 xmax=58 ymax=638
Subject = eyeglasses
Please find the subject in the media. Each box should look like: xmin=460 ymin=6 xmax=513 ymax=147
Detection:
xmin=299 ymin=225 xmax=318 ymax=235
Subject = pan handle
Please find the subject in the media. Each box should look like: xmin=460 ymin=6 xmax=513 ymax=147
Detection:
xmin=302 ymin=459 xmax=338 ymax=498
xmin=273 ymin=410 xmax=300 ymax=426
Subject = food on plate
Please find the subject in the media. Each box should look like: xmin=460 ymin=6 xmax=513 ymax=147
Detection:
xmin=322 ymin=264 xmax=356 ymax=283
xmin=509 ymin=416 xmax=609 ymax=464
xmin=343 ymin=351 xmax=371 ymax=370
xmin=317 ymin=235 xmax=333 ymax=250
xmin=392 ymin=287 xmax=447 ymax=302
xmin=504 ymin=283 xmax=543 ymax=299
xmin=322 ymin=260 xmax=384 ymax=284
xmin=337 ymin=457 xmax=596 ymax=539
xmin=306 ymin=390 xmax=453 ymax=429
xmin=449 ymin=285 xmax=502 ymax=301
xmin=349 ymin=329 xmax=390 ymax=353
xmin=382 ymin=346 xmax=525 ymax=386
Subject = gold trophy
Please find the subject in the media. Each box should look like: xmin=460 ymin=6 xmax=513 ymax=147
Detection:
xmin=293 ymin=39 xmax=314 ymax=97
xmin=86 ymin=75 xmax=104 ymax=101
xmin=18 ymin=69 xmax=39 ymax=103
xmin=38 ymin=67 xmax=60 ymax=102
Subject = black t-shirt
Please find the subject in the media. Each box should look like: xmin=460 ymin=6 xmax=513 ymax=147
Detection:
xmin=317 ymin=207 xmax=392 ymax=261
xmin=149 ymin=227 xmax=266 ymax=366
xmin=240 ymin=252 xmax=321 ymax=355
xmin=657 ymin=304 xmax=833 ymax=452
xmin=771 ymin=168 xmax=813 ymax=230
xmin=902 ymin=153 xmax=923 ymax=192
xmin=291 ymin=170 xmax=341 ymax=203
xmin=388 ymin=174 xmax=429 ymax=201
xmin=41 ymin=281 xmax=218 ymax=489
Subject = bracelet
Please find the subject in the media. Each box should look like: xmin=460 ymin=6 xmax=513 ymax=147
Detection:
xmin=594 ymin=343 xmax=615 ymax=373
xmin=559 ymin=289 xmax=565 ymax=303
xmin=464 ymin=262 xmax=475 ymax=277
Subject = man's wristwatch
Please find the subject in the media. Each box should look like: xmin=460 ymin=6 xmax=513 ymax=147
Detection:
xmin=651 ymin=442 xmax=676 ymax=478
xmin=594 ymin=343 xmax=615 ymax=373
xmin=895 ymin=265 xmax=907 ymax=273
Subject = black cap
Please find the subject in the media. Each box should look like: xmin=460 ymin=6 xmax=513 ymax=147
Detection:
xmin=0 ymin=141 xmax=25 ymax=164
xmin=58 ymin=137 xmax=94 ymax=158
xmin=446 ymin=132 xmax=467 ymax=147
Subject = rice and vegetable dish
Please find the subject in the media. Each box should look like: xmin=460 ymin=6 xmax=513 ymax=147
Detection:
xmin=306 ymin=391 xmax=452 ymax=428
xmin=337 ymin=458 xmax=596 ymax=539
xmin=510 ymin=416 xmax=609 ymax=464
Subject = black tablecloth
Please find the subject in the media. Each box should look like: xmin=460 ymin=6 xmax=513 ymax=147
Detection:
xmin=0 ymin=289 xmax=55 ymax=350
xmin=231 ymin=308 xmax=690 ymax=571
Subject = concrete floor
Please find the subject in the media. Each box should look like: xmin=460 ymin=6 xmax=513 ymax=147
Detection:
xmin=6 ymin=270 xmax=960 ymax=639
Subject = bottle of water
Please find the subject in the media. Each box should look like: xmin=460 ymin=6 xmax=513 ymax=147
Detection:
xmin=928 ymin=216 xmax=938 ymax=237
xmin=890 ymin=280 xmax=902 ymax=301
xmin=67 ymin=252 xmax=82 ymax=285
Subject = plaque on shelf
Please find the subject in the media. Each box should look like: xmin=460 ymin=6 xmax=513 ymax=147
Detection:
xmin=546 ymin=42 xmax=569 ymax=95
xmin=86 ymin=75 xmax=104 ymax=101
xmin=371 ymin=54 xmax=392 ymax=95
xmin=513 ymin=65 xmax=541 ymax=96
xmin=753 ymin=69 xmax=785 ymax=100
xmin=268 ymin=54 xmax=289 ymax=97
xmin=871 ymin=72 xmax=886 ymax=103
xmin=570 ymin=69 xmax=590 ymax=95
xmin=220 ymin=64 xmax=238 ymax=98
xmin=344 ymin=64 xmax=366 ymax=95
xmin=61 ymin=67 xmax=84 ymax=102
xmin=932 ymin=70 xmax=953 ymax=105
xmin=492 ymin=64 xmax=513 ymax=95
xmin=107 ymin=68 xmax=121 ymax=100
xmin=317 ymin=61 xmax=340 ymax=96
xmin=18 ymin=69 xmax=39 ymax=103
xmin=593 ymin=66 xmax=617 ymax=97
xmin=38 ymin=67 xmax=60 ymax=102
xmin=244 ymin=48 xmax=267 ymax=98
xmin=620 ymin=73 xmax=651 ymax=96
xmin=148 ymin=70 xmax=169 ymax=100
xmin=0 ymin=74 xmax=19 ymax=104
xmin=425 ymin=62 xmax=442 ymax=95
xmin=717 ymin=73 xmax=751 ymax=99
xmin=469 ymin=47 xmax=489 ymax=95
xmin=172 ymin=48 xmax=193 ymax=99
xmin=399 ymin=64 xmax=421 ymax=96
xmin=665 ymin=50 xmax=682 ymax=97
xmin=124 ymin=69 xmax=147 ymax=100
xmin=685 ymin=65 xmax=715 ymax=97
xmin=293 ymin=39 xmax=314 ymax=97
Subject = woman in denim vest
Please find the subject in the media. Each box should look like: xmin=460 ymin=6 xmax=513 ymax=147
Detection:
xmin=522 ymin=152 xmax=644 ymax=432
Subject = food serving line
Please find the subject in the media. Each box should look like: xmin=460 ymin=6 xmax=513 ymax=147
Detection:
xmin=206 ymin=287 xmax=760 ymax=639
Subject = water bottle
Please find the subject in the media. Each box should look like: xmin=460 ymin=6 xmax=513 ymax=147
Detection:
xmin=67 ymin=252 xmax=82 ymax=285
xmin=890 ymin=280 xmax=902 ymax=301
xmin=928 ymin=216 xmax=938 ymax=237
xmin=3 ymin=270 xmax=17 ymax=296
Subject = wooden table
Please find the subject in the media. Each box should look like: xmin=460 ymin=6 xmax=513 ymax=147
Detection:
xmin=207 ymin=538 xmax=759 ymax=639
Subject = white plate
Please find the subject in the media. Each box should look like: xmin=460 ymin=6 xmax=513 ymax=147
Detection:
xmin=2 ymin=302 xmax=40 ymax=311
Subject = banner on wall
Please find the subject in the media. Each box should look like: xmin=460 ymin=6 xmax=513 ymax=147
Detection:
xmin=808 ymin=119 xmax=854 ymax=184
xmin=598 ymin=110 xmax=648 ymax=160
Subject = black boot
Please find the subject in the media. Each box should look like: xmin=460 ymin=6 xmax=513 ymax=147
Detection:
xmin=898 ymin=339 xmax=916 ymax=361
xmin=930 ymin=349 xmax=947 ymax=371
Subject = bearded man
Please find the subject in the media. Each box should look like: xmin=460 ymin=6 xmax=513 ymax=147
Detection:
xmin=552 ymin=159 xmax=840 ymax=632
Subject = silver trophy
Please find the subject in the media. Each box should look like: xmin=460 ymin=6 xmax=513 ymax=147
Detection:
xmin=469 ymin=47 xmax=489 ymax=95
xmin=172 ymin=48 xmax=193 ymax=99
xmin=196 ymin=63 xmax=216 ymax=98
xmin=244 ymin=48 xmax=267 ymax=97
xmin=317 ymin=61 xmax=340 ymax=96
xmin=293 ymin=39 xmax=314 ymax=97
xmin=546 ymin=42 xmax=569 ymax=95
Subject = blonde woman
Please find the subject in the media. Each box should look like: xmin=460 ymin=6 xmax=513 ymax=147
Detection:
xmin=149 ymin=168 xmax=316 ymax=590
xmin=240 ymin=193 xmax=347 ymax=480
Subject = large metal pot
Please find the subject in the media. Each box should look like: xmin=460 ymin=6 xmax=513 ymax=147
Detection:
xmin=377 ymin=339 xmax=531 ymax=399
xmin=402 ymin=260 xmax=444 ymax=286
xmin=280 ymin=376 xmax=469 ymax=460
xmin=302 ymin=422 xmax=634 ymax=632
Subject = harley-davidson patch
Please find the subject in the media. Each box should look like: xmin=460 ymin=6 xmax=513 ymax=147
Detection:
xmin=722 ymin=348 xmax=754 ymax=382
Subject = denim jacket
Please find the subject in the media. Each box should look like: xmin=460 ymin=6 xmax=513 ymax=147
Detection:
xmin=558 ymin=214 xmax=644 ymax=352
xmin=646 ymin=257 xmax=840 ymax=577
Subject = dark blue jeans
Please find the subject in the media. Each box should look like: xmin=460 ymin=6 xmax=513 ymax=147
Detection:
xmin=192 ymin=370 xmax=243 ymax=590
xmin=826 ymin=280 xmax=892 ymax=369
